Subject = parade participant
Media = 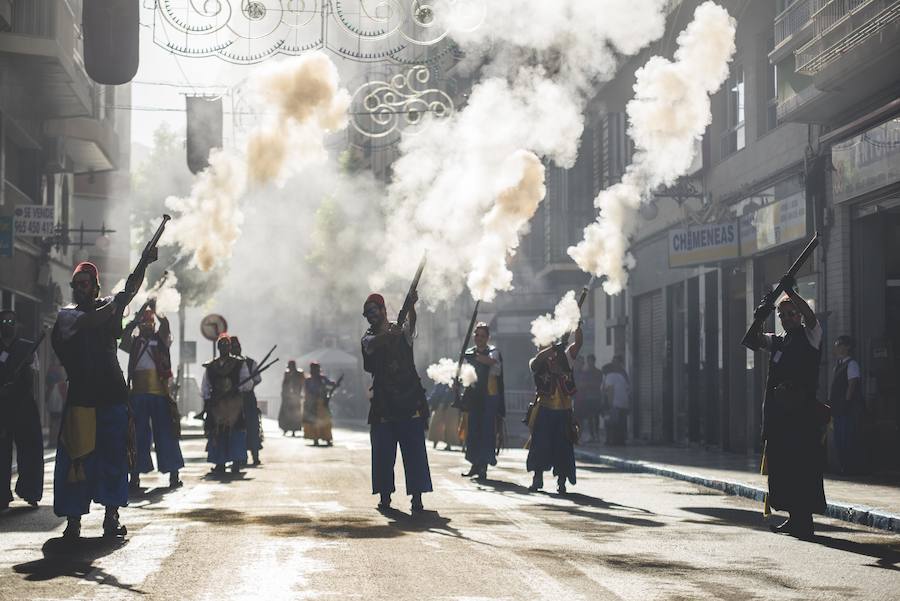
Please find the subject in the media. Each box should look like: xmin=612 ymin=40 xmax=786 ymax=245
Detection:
xmin=230 ymin=337 xmax=263 ymax=466
xmin=745 ymin=279 xmax=825 ymax=539
xmin=526 ymin=322 xmax=583 ymax=494
xmin=52 ymin=257 xmax=154 ymax=541
xmin=460 ymin=323 xmax=505 ymax=480
xmin=427 ymin=382 xmax=463 ymax=451
xmin=120 ymin=305 xmax=184 ymax=489
xmin=303 ymin=361 xmax=336 ymax=447
xmin=279 ymin=361 xmax=304 ymax=436
xmin=577 ymin=354 xmax=604 ymax=442
xmin=201 ymin=334 xmax=251 ymax=475
xmin=830 ymin=335 xmax=863 ymax=474
xmin=361 ymin=292 xmax=432 ymax=512
xmin=0 ymin=310 xmax=43 ymax=510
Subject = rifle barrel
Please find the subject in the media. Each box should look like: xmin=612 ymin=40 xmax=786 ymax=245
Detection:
xmin=397 ymin=252 xmax=427 ymax=327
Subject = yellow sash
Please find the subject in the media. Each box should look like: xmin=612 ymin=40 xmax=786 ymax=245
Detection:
xmin=132 ymin=369 xmax=166 ymax=396
xmin=60 ymin=407 xmax=96 ymax=483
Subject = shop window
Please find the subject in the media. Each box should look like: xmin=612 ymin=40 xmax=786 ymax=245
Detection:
xmin=721 ymin=64 xmax=746 ymax=157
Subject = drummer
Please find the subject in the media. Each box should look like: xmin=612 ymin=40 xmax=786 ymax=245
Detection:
xmin=201 ymin=334 xmax=252 ymax=476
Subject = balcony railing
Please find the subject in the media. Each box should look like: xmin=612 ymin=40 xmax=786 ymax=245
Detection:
xmin=795 ymin=0 xmax=900 ymax=74
xmin=774 ymin=0 xmax=827 ymax=48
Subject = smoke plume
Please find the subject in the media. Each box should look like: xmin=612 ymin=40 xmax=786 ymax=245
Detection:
xmin=378 ymin=0 xmax=670 ymax=303
xmin=568 ymin=2 xmax=737 ymax=293
xmin=164 ymin=52 xmax=350 ymax=273
xmin=427 ymin=357 xmax=478 ymax=387
xmin=530 ymin=290 xmax=581 ymax=347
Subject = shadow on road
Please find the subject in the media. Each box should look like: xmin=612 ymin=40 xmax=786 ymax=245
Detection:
xmin=12 ymin=536 xmax=143 ymax=594
xmin=474 ymin=477 xmax=657 ymax=516
xmin=0 ymin=505 xmax=65 ymax=533
xmin=811 ymin=534 xmax=900 ymax=571
xmin=682 ymin=506 xmax=860 ymax=534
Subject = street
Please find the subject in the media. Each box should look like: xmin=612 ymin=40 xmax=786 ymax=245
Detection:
xmin=1 ymin=421 xmax=898 ymax=601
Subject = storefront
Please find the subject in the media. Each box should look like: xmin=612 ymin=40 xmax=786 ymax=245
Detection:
xmin=830 ymin=113 xmax=900 ymax=467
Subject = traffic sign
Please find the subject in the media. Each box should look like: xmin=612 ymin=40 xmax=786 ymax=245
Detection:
xmin=200 ymin=314 xmax=227 ymax=341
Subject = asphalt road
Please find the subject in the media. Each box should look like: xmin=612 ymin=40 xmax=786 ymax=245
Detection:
xmin=1 ymin=422 xmax=899 ymax=601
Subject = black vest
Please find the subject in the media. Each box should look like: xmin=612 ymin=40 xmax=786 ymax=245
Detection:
xmin=362 ymin=325 xmax=426 ymax=422
xmin=829 ymin=359 xmax=861 ymax=416
xmin=461 ymin=346 xmax=505 ymax=411
xmin=762 ymin=326 xmax=821 ymax=438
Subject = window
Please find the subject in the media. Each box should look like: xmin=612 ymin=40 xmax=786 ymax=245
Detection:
xmin=762 ymin=38 xmax=779 ymax=135
xmin=721 ymin=65 xmax=746 ymax=156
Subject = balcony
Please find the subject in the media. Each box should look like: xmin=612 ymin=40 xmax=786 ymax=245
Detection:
xmin=0 ymin=0 xmax=94 ymax=118
xmin=771 ymin=0 xmax=826 ymax=62
xmin=795 ymin=0 xmax=900 ymax=75
xmin=43 ymin=116 xmax=119 ymax=173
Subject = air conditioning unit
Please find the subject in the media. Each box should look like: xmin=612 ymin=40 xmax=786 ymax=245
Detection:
xmin=0 ymin=1 xmax=11 ymax=32
xmin=45 ymin=137 xmax=68 ymax=173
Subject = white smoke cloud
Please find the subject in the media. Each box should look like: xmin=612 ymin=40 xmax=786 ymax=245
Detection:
xmin=378 ymin=0 xmax=670 ymax=303
xmin=164 ymin=52 xmax=350 ymax=272
xmin=115 ymin=271 xmax=181 ymax=319
xmin=568 ymin=2 xmax=737 ymax=294
xmin=426 ymin=357 xmax=478 ymax=387
xmin=530 ymin=290 xmax=581 ymax=347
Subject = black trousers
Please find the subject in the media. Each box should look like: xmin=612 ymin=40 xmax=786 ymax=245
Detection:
xmin=1 ymin=404 xmax=44 ymax=504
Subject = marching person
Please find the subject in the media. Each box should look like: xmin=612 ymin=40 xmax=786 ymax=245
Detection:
xmin=303 ymin=361 xmax=336 ymax=447
xmin=120 ymin=304 xmax=184 ymax=489
xmin=460 ymin=322 xmax=505 ymax=480
xmin=0 ymin=310 xmax=43 ymax=510
xmin=201 ymin=334 xmax=251 ymax=476
xmin=230 ymin=336 xmax=263 ymax=466
xmin=745 ymin=279 xmax=826 ymax=539
xmin=52 ymin=259 xmax=154 ymax=541
xmin=603 ymin=355 xmax=631 ymax=446
xmin=577 ymin=354 xmax=604 ymax=442
xmin=361 ymin=292 xmax=432 ymax=512
xmin=427 ymin=382 xmax=462 ymax=451
xmin=279 ymin=360 xmax=304 ymax=436
xmin=526 ymin=322 xmax=583 ymax=495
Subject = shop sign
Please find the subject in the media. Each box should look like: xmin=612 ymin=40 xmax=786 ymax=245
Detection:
xmin=0 ymin=216 xmax=13 ymax=257
xmin=13 ymin=205 xmax=55 ymax=237
xmin=668 ymin=222 xmax=739 ymax=268
xmin=739 ymin=191 xmax=806 ymax=255
xmin=832 ymin=117 xmax=900 ymax=204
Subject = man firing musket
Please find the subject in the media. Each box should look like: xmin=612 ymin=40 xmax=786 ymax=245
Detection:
xmin=361 ymin=254 xmax=433 ymax=512
xmin=51 ymin=215 xmax=168 ymax=541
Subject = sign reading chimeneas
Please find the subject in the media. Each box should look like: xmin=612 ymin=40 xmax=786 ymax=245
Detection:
xmin=668 ymin=222 xmax=739 ymax=268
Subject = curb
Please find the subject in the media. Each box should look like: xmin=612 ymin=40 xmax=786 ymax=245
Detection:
xmin=574 ymin=449 xmax=900 ymax=534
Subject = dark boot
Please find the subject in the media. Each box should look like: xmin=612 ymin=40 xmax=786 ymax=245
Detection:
xmin=63 ymin=516 xmax=81 ymax=541
xmin=791 ymin=513 xmax=814 ymax=540
xmin=461 ymin=464 xmax=479 ymax=477
xmin=169 ymin=471 xmax=183 ymax=489
xmin=411 ymin=493 xmax=424 ymax=513
xmin=475 ymin=465 xmax=487 ymax=480
xmin=129 ymin=472 xmax=141 ymax=490
xmin=557 ymin=476 xmax=568 ymax=495
xmin=102 ymin=507 xmax=127 ymax=538
xmin=251 ymin=451 xmax=261 ymax=466
xmin=377 ymin=493 xmax=391 ymax=510
xmin=230 ymin=463 xmax=241 ymax=475
xmin=212 ymin=464 xmax=226 ymax=475
xmin=528 ymin=473 xmax=543 ymax=492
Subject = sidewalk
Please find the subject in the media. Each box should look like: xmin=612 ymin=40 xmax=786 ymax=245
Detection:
xmin=574 ymin=442 xmax=900 ymax=533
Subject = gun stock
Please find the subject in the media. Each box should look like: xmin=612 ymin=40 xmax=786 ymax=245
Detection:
xmin=741 ymin=232 xmax=819 ymax=349
xmin=396 ymin=253 xmax=427 ymax=328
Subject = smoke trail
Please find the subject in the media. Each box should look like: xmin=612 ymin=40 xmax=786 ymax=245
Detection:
xmin=164 ymin=52 xmax=350 ymax=273
xmin=426 ymin=357 xmax=478 ymax=387
xmin=568 ymin=2 xmax=737 ymax=294
xmin=379 ymin=0 xmax=670 ymax=303
xmin=530 ymin=290 xmax=580 ymax=347
xmin=116 ymin=272 xmax=181 ymax=319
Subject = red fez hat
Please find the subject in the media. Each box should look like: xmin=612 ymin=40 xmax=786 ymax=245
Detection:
xmin=364 ymin=293 xmax=385 ymax=311
xmin=310 ymin=360 xmax=320 ymax=367
xmin=216 ymin=332 xmax=231 ymax=343
xmin=72 ymin=261 xmax=100 ymax=284
xmin=140 ymin=307 xmax=156 ymax=324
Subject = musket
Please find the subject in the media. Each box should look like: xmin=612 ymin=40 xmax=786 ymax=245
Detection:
xmin=451 ymin=300 xmax=481 ymax=408
xmin=0 ymin=332 xmax=46 ymax=391
xmin=124 ymin=215 xmax=171 ymax=298
xmin=559 ymin=275 xmax=596 ymax=348
xmin=741 ymin=232 xmax=820 ymax=349
xmin=396 ymin=253 xmax=427 ymax=329
xmin=324 ymin=374 xmax=344 ymax=405
xmin=125 ymin=271 xmax=170 ymax=329
xmin=195 ymin=347 xmax=277 ymax=420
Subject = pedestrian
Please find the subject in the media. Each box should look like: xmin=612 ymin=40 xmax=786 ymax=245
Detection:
xmin=603 ymin=355 xmax=631 ymax=446
xmin=0 ymin=310 xmax=43 ymax=510
xmin=120 ymin=304 xmax=184 ymax=489
xmin=829 ymin=335 xmax=863 ymax=474
xmin=460 ymin=322 xmax=505 ymax=480
xmin=279 ymin=360 xmax=304 ymax=436
xmin=230 ymin=336 xmax=264 ymax=466
xmin=746 ymin=279 xmax=826 ymax=539
xmin=45 ymin=358 xmax=67 ymax=445
xmin=576 ymin=354 xmax=604 ymax=442
xmin=303 ymin=361 xmax=336 ymax=447
xmin=361 ymin=292 xmax=432 ymax=512
xmin=201 ymin=334 xmax=251 ymax=476
xmin=526 ymin=322 xmax=583 ymax=494
xmin=52 ymin=259 xmax=154 ymax=541
xmin=427 ymin=382 xmax=463 ymax=451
